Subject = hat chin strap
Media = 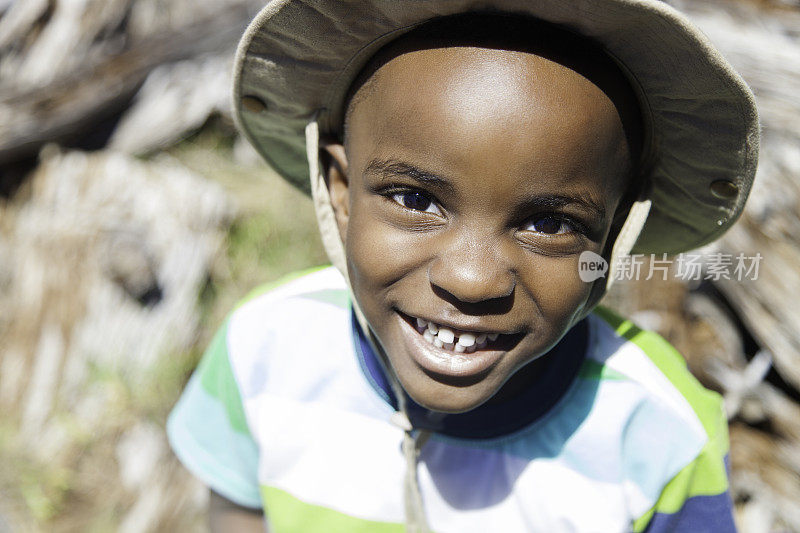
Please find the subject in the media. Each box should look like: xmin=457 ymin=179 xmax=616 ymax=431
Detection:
xmin=570 ymin=197 xmax=650 ymax=325
xmin=306 ymin=118 xmax=431 ymax=533
xmin=606 ymin=198 xmax=651 ymax=291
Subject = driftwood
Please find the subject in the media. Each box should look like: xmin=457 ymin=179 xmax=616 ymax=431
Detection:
xmin=0 ymin=147 xmax=234 ymax=531
xmin=0 ymin=1 xmax=257 ymax=529
xmin=0 ymin=0 xmax=255 ymax=166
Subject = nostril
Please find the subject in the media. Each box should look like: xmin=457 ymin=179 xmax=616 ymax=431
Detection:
xmin=427 ymin=235 xmax=516 ymax=310
xmin=430 ymin=283 xmax=515 ymax=315
xmin=428 ymin=260 xmax=515 ymax=304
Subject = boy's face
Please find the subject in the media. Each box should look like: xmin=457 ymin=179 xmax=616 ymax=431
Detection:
xmin=326 ymin=45 xmax=633 ymax=413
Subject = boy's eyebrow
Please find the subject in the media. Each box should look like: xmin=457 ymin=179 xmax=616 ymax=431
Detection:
xmin=364 ymin=159 xmax=455 ymax=192
xmin=519 ymin=194 xmax=607 ymax=221
xmin=364 ymin=158 xmax=606 ymax=220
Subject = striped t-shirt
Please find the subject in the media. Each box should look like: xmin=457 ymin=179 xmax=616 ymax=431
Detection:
xmin=167 ymin=266 xmax=736 ymax=532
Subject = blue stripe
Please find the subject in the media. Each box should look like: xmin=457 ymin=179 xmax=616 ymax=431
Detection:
xmin=167 ymin=375 xmax=262 ymax=508
xmin=643 ymin=490 xmax=737 ymax=533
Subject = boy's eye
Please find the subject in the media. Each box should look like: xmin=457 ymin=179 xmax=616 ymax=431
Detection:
xmin=523 ymin=215 xmax=574 ymax=235
xmin=391 ymin=191 xmax=442 ymax=215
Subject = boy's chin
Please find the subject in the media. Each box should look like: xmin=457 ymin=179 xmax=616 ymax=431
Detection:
xmin=399 ymin=374 xmax=498 ymax=414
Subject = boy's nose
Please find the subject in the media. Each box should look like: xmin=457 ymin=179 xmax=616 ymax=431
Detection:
xmin=427 ymin=236 xmax=516 ymax=305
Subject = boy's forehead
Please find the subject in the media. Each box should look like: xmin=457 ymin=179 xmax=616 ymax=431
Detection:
xmin=346 ymin=44 xmax=633 ymax=200
xmin=369 ymin=46 xmax=619 ymax=129
xmin=343 ymin=14 xmax=643 ymax=162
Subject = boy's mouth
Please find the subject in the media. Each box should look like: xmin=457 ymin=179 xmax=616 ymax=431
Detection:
xmin=411 ymin=316 xmax=501 ymax=353
xmin=396 ymin=311 xmax=521 ymax=380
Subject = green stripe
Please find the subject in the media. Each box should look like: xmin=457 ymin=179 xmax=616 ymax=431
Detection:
xmin=261 ymin=486 xmax=405 ymax=533
xmin=299 ymin=288 xmax=350 ymax=309
xmin=593 ymin=307 xmax=730 ymax=531
xmin=199 ymin=266 xmax=336 ymax=436
xmin=577 ymin=358 xmax=627 ymax=381
xmin=197 ymin=321 xmax=250 ymax=435
xmin=237 ymin=264 xmax=331 ymax=308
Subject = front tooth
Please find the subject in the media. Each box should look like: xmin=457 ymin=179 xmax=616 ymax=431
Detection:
xmin=433 ymin=337 xmax=443 ymax=348
xmin=476 ymin=334 xmax=487 ymax=344
xmin=437 ymin=328 xmax=454 ymax=344
xmin=457 ymin=333 xmax=476 ymax=347
xmin=416 ymin=317 xmax=427 ymax=329
xmin=427 ymin=321 xmax=439 ymax=334
xmin=423 ymin=330 xmax=435 ymax=344
xmin=454 ymin=343 xmax=466 ymax=353
xmin=488 ymin=333 xmax=499 ymax=341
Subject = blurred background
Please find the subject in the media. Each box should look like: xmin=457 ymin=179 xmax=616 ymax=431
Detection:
xmin=0 ymin=0 xmax=798 ymax=531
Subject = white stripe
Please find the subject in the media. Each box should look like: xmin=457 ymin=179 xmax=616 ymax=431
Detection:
xmin=421 ymin=457 xmax=632 ymax=533
xmin=588 ymin=315 xmax=706 ymax=439
xmin=238 ymin=266 xmax=345 ymax=305
xmin=252 ymin=394 xmax=406 ymax=522
xmin=228 ymin=293 xmax=392 ymax=417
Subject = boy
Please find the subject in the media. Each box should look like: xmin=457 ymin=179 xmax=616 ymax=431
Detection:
xmin=168 ymin=2 xmax=758 ymax=532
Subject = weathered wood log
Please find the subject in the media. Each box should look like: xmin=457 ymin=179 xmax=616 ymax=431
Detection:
xmin=0 ymin=2 xmax=253 ymax=166
xmin=0 ymin=147 xmax=234 ymax=530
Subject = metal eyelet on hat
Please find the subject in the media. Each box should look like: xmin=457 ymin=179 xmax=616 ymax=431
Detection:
xmin=710 ymin=179 xmax=739 ymax=200
xmin=242 ymin=95 xmax=267 ymax=113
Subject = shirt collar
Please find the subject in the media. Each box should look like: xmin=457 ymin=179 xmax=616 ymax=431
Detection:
xmin=352 ymin=311 xmax=588 ymax=439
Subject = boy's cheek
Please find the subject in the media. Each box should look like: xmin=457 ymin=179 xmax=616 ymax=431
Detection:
xmin=345 ymin=217 xmax=424 ymax=304
xmin=519 ymin=254 xmax=595 ymax=327
xmin=345 ymin=211 xmax=428 ymax=285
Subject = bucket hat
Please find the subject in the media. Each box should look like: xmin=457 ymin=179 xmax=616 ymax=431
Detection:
xmin=232 ymin=0 xmax=758 ymax=266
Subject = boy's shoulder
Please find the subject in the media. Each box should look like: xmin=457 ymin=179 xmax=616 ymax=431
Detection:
xmin=218 ymin=266 xmax=392 ymax=413
xmin=225 ymin=264 xmax=351 ymax=351
xmin=222 ymin=265 xmax=352 ymax=373
xmin=586 ymin=305 xmax=724 ymax=440
xmin=579 ymin=307 xmax=730 ymax=531
xmin=582 ymin=306 xmax=726 ymax=461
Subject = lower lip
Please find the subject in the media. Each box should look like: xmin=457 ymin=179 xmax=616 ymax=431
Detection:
xmin=397 ymin=314 xmax=505 ymax=380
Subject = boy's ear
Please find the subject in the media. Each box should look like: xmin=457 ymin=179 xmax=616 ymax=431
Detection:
xmin=319 ymin=139 xmax=350 ymax=241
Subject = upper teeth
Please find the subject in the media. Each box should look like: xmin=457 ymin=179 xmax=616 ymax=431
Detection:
xmin=458 ymin=333 xmax=476 ymax=347
xmin=416 ymin=319 xmax=497 ymax=352
xmin=437 ymin=328 xmax=455 ymax=344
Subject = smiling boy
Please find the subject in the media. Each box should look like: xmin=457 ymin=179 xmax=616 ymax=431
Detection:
xmin=324 ymin=16 xmax=641 ymax=415
xmin=168 ymin=2 xmax=758 ymax=532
